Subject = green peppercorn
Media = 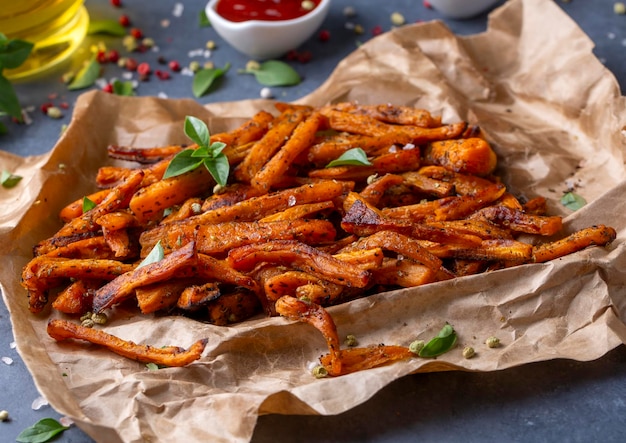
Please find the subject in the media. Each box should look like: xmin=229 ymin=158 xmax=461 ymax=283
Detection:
xmin=462 ymin=346 xmax=475 ymax=359
xmin=409 ymin=339 xmax=425 ymax=355
xmin=485 ymin=336 xmax=500 ymax=348
xmin=312 ymin=365 xmax=328 ymax=378
xmin=344 ymin=334 xmax=358 ymax=347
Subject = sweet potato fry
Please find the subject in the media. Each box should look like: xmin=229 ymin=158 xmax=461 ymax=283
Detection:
xmin=322 ymin=102 xmax=442 ymax=128
xmin=206 ymin=288 xmax=261 ymax=325
xmin=176 ymin=282 xmax=220 ymax=312
xmin=102 ymin=227 xmax=134 ymax=259
xmin=136 ymin=280 xmax=191 ymax=314
xmin=195 ymin=253 xmax=259 ymax=291
xmin=201 ymin=183 xmax=265 ymax=212
xmin=371 ymin=258 xmax=436 ymax=288
xmin=401 ymin=171 xmax=455 ymax=198
xmin=59 ymin=189 xmax=111 ymax=222
xmin=219 ymin=110 xmax=274 ymax=148
xmin=319 ymin=345 xmax=413 ymax=377
xmin=424 ymin=138 xmax=497 ymax=176
xmin=358 ymin=174 xmax=405 ymax=206
xmin=228 ymin=240 xmax=370 ymax=288
xmin=533 ymin=225 xmax=616 ymax=263
xmin=42 ymin=236 xmax=114 ymax=260
xmin=275 ymin=295 xmax=342 ymax=376
xmin=47 ymin=319 xmax=206 ymax=367
xmin=92 ymin=241 xmax=196 ymax=313
xmin=468 ymin=205 xmax=563 ymax=236
xmin=258 ymin=201 xmax=335 ymax=222
xmin=235 ymin=107 xmax=309 ymax=183
xmin=51 ymin=279 xmax=101 ymax=315
xmin=251 ymin=112 xmax=325 ymax=192
xmin=107 ymin=144 xmax=185 ymax=163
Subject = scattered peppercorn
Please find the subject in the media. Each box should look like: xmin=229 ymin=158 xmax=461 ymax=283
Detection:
xmin=0 ymin=410 xmax=8 ymax=422
xmin=130 ymin=28 xmax=144 ymax=39
xmin=189 ymin=60 xmax=201 ymax=72
xmin=390 ymin=12 xmax=405 ymax=26
xmin=91 ymin=312 xmax=108 ymax=325
xmin=462 ymin=346 xmax=475 ymax=359
xmin=344 ymin=334 xmax=358 ymax=347
xmin=125 ymin=57 xmax=138 ymax=71
xmin=485 ymin=336 xmax=500 ymax=348
xmin=372 ymin=25 xmax=383 ymax=36
xmin=245 ymin=60 xmax=261 ymax=71
xmin=298 ymin=50 xmax=313 ymax=63
xmin=615 ymin=2 xmax=626 ymax=15
xmin=423 ymin=0 xmax=433 ymax=9
xmin=168 ymin=60 xmax=181 ymax=72
xmin=110 ymin=0 xmax=122 ymax=7
xmin=409 ymin=339 xmax=425 ymax=354
xmin=301 ymin=0 xmax=315 ymax=11
xmin=107 ymin=49 xmax=120 ymax=63
xmin=46 ymin=106 xmax=63 ymax=119
xmin=318 ymin=29 xmax=331 ymax=41
xmin=156 ymin=69 xmax=171 ymax=80
xmin=343 ymin=6 xmax=357 ymax=17
xmin=206 ymin=40 xmax=217 ymax=50
xmin=119 ymin=14 xmax=131 ymax=27
xmin=312 ymin=365 xmax=328 ymax=378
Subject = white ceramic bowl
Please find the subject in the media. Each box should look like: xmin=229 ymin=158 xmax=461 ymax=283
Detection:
xmin=206 ymin=0 xmax=331 ymax=59
xmin=428 ymin=0 xmax=500 ymax=19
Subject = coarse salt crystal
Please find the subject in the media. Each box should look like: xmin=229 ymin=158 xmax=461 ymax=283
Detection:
xmin=59 ymin=416 xmax=74 ymax=427
xmin=188 ymin=48 xmax=204 ymax=57
xmin=161 ymin=19 xmax=171 ymax=28
xmin=260 ymin=87 xmax=273 ymax=99
xmin=157 ymin=92 xmax=168 ymax=99
xmin=288 ymin=195 xmax=297 ymax=207
xmin=122 ymin=72 xmax=133 ymax=80
xmin=181 ymin=67 xmax=194 ymax=76
xmin=31 ymin=396 xmax=49 ymax=410
xmin=403 ymin=143 xmax=416 ymax=150
xmin=1 ymin=356 xmax=13 ymax=365
xmin=10 ymin=341 xmax=16 ymax=349
xmin=172 ymin=3 xmax=184 ymax=17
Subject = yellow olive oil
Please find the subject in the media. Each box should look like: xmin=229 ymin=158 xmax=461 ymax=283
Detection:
xmin=1 ymin=0 xmax=89 ymax=80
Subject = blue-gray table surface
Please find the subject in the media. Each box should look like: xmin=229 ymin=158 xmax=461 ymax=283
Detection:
xmin=2 ymin=0 xmax=626 ymax=441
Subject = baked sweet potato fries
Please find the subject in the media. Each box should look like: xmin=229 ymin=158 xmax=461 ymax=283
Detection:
xmin=22 ymin=102 xmax=616 ymax=374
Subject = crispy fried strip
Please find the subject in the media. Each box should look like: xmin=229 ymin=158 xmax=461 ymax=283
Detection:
xmin=359 ymin=174 xmax=405 ymax=206
xmin=194 ymin=253 xmax=259 ymax=291
xmin=228 ymin=240 xmax=370 ymax=288
xmin=235 ymin=108 xmax=309 ymax=183
xmin=107 ymin=144 xmax=185 ymax=163
xmin=258 ymin=201 xmax=335 ymax=222
xmin=47 ymin=319 xmax=206 ymax=367
xmin=176 ymin=282 xmax=220 ymax=311
xmin=252 ymin=112 xmax=324 ymax=192
xmin=92 ymin=241 xmax=196 ymax=312
xmin=319 ymin=346 xmax=413 ymax=376
xmin=42 ymin=236 xmax=114 ymax=259
xmin=136 ymin=280 xmax=191 ymax=314
xmin=371 ymin=258 xmax=435 ymax=288
xmin=401 ymin=171 xmax=455 ymax=198
xmin=206 ymin=288 xmax=261 ymax=325
xmin=51 ymin=279 xmax=101 ymax=315
xmin=321 ymin=102 xmax=442 ymax=128
xmin=468 ymin=205 xmax=563 ymax=236
xmin=424 ymin=138 xmax=497 ymax=176
xmin=140 ymin=218 xmax=337 ymax=256
xmin=533 ymin=225 xmax=616 ymax=263
xmin=275 ymin=296 xmax=342 ymax=376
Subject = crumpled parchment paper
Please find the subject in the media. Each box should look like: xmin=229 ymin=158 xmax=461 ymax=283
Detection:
xmin=2 ymin=0 xmax=626 ymax=441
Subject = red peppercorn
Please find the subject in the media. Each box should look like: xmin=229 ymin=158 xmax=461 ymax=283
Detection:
xmin=110 ymin=0 xmax=122 ymax=7
xmin=423 ymin=0 xmax=433 ymax=9
xmin=96 ymin=50 xmax=108 ymax=64
xmin=107 ymin=49 xmax=120 ymax=63
xmin=137 ymin=62 xmax=151 ymax=76
xmin=130 ymin=28 xmax=143 ymax=39
xmin=40 ymin=102 xmax=53 ymax=114
xmin=372 ymin=25 xmax=383 ymax=36
xmin=119 ymin=14 xmax=131 ymax=27
xmin=168 ymin=60 xmax=181 ymax=72
xmin=124 ymin=57 xmax=138 ymax=71
xmin=102 ymin=83 xmax=114 ymax=93
xmin=297 ymin=50 xmax=312 ymax=63
xmin=155 ymin=70 xmax=171 ymax=80
xmin=285 ymin=50 xmax=299 ymax=61
xmin=318 ymin=29 xmax=330 ymax=42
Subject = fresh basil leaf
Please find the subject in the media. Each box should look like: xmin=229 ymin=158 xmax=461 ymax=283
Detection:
xmin=0 ymin=33 xmax=8 ymax=44
xmin=204 ymin=153 xmax=229 ymax=186
xmin=560 ymin=191 xmax=586 ymax=211
xmin=418 ymin=323 xmax=457 ymax=358
xmin=162 ymin=149 xmax=204 ymax=179
xmin=199 ymin=9 xmax=211 ymax=27
xmin=112 ymin=79 xmax=135 ymax=96
xmin=137 ymin=241 xmax=164 ymax=269
xmin=16 ymin=418 xmax=69 ymax=443
xmin=192 ymin=63 xmax=230 ymax=98
xmin=184 ymin=116 xmax=210 ymax=147
xmin=0 ymin=73 xmax=23 ymax=119
xmin=243 ymin=60 xmax=301 ymax=86
xmin=146 ymin=362 xmax=160 ymax=371
xmin=82 ymin=196 xmax=96 ymax=212
xmin=68 ymin=58 xmax=100 ymax=90
xmin=87 ymin=19 xmax=127 ymax=36
xmin=0 ymin=121 xmax=7 ymax=135
xmin=190 ymin=144 xmax=210 ymax=158
xmin=0 ymin=38 xmax=33 ymax=70
xmin=209 ymin=141 xmax=227 ymax=156
xmin=1 ymin=170 xmax=22 ymax=188
xmin=326 ymin=148 xmax=372 ymax=168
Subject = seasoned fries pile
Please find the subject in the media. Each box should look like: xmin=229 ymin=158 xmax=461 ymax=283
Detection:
xmin=22 ymin=102 xmax=616 ymax=374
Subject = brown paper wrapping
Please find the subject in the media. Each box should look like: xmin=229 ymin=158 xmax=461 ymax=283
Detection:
xmin=2 ymin=0 xmax=626 ymax=441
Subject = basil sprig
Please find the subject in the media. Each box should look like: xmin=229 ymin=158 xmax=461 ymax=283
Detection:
xmin=326 ymin=148 xmax=372 ymax=168
xmin=418 ymin=323 xmax=457 ymax=358
xmin=560 ymin=191 xmax=586 ymax=211
xmin=82 ymin=196 xmax=97 ymax=213
xmin=16 ymin=418 xmax=69 ymax=443
xmin=163 ymin=116 xmax=229 ymax=186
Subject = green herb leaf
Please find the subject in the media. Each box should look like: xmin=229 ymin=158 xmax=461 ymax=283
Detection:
xmin=68 ymin=59 xmax=100 ymax=90
xmin=16 ymin=418 xmax=69 ymax=443
xmin=0 ymin=37 xmax=33 ymax=70
xmin=204 ymin=154 xmax=229 ymax=187
xmin=138 ymin=241 xmax=164 ymax=269
xmin=0 ymin=73 xmax=23 ymax=119
xmin=0 ymin=121 xmax=7 ymax=135
xmin=87 ymin=19 xmax=127 ymax=36
xmin=418 ymin=323 xmax=457 ymax=358
xmin=560 ymin=192 xmax=586 ymax=211
xmin=1 ymin=169 xmax=22 ymax=188
xmin=163 ymin=116 xmax=231 ymax=185
xmin=82 ymin=196 xmax=96 ymax=212
xmin=162 ymin=149 xmax=204 ymax=179
xmin=192 ymin=63 xmax=230 ymax=98
xmin=146 ymin=362 xmax=160 ymax=371
xmin=111 ymin=79 xmax=135 ymax=96
xmin=184 ymin=115 xmax=210 ymax=147
xmin=240 ymin=60 xmax=301 ymax=86
xmin=326 ymin=148 xmax=372 ymax=168
xmin=199 ymin=9 xmax=211 ymax=27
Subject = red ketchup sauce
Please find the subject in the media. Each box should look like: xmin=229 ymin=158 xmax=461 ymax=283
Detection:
xmin=216 ymin=0 xmax=322 ymax=22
